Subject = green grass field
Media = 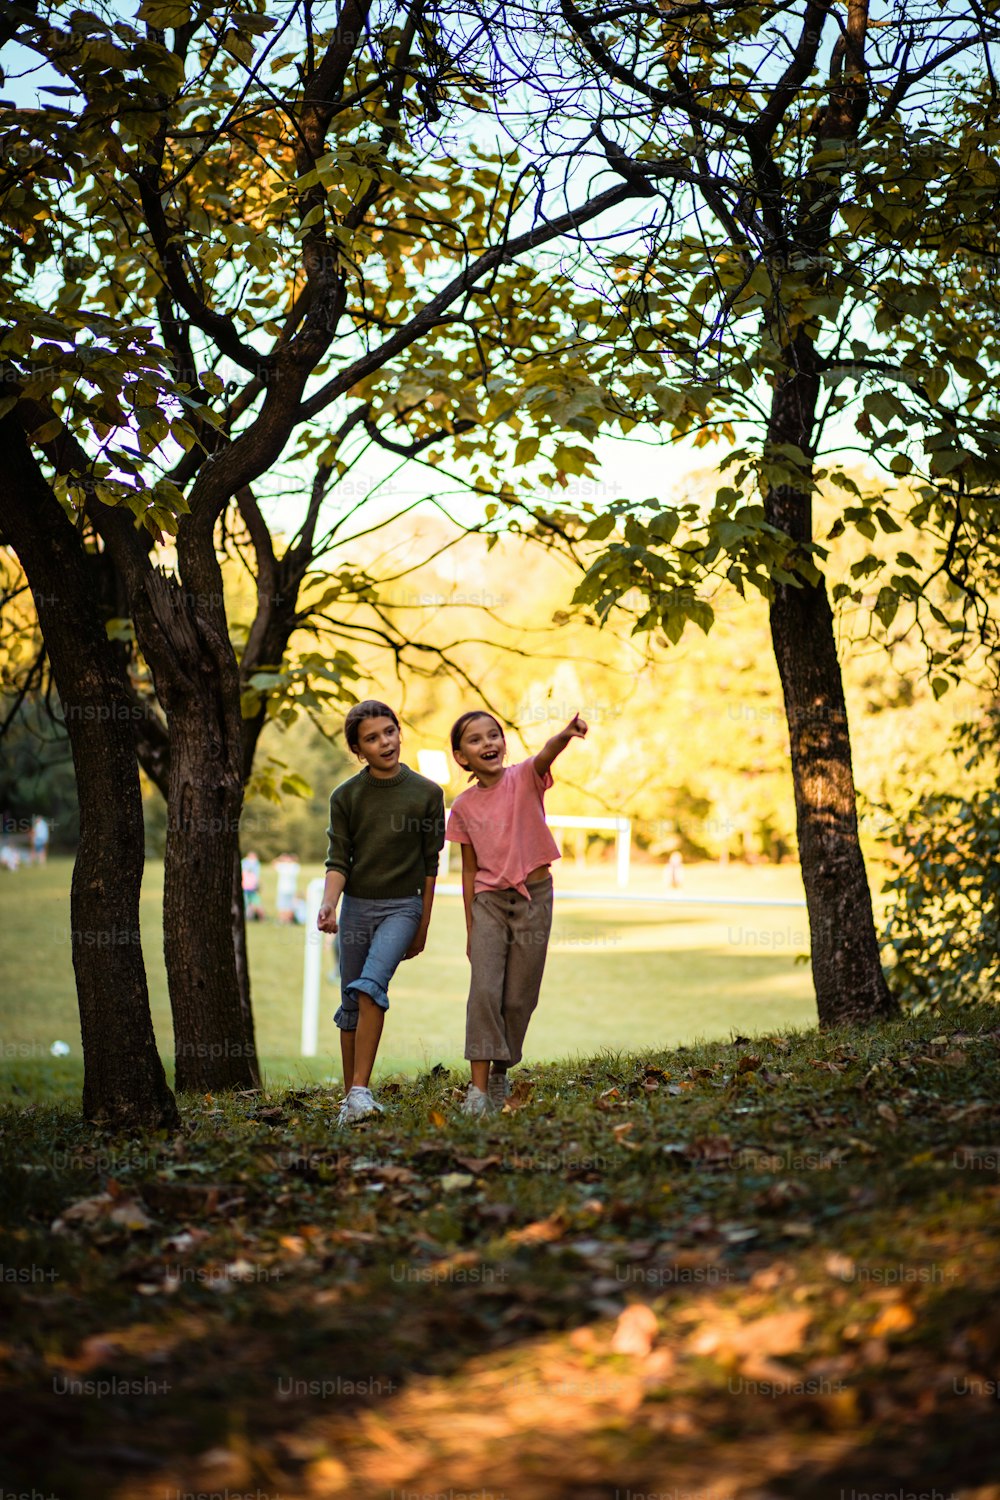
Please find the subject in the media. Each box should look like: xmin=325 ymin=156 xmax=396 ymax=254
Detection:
xmin=0 ymin=856 xmax=821 ymax=1098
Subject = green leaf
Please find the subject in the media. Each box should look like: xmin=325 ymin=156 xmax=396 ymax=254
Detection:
xmin=137 ymin=0 xmax=192 ymax=23
xmin=104 ymin=617 xmax=136 ymax=642
xmin=280 ymin=773 xmax=313 ymax=799
xmin=585 ymin=514 xmax=616 ymax=542
xmin=923 ymin=367 xmax=948 ymax=404
xmin=221 ymin=28 xmax=254 ymax=65
xmin=29 ymin=417 xmax=63 ymax=445
xmin=874 ymin=587 xmax=899 ymax=628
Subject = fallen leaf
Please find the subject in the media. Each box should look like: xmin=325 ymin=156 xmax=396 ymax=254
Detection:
xmin=612 ymin=1302 xmax=659 ymax=1357
xmin=688 ymin=1135 xmax=733 ymax=1164
xmin=870 ymin=1301 xmax=916 ymax=1338
xmin=505 ymin=1074 xmax=535 ymax=1111
xmin=52 ymin=1193 xmax=115 ymax=1232
xmin=754 ymin=1179 xmax=809 ymax=1213
xmin=507 ymin=1213 xmax=567 ymax=1245
xmin=109 ymin=1200 xmax=155 ymax=1232
xmin=375 ymin=1165 xmax=418 ymax=1185
xmin=451 ymin=1155 xmax=502 ymax=1174
xmin=737 ymin=1054 xmax=763 ymax=1073
xmin=251 ymin=1107 xmax=286 ymax=1124
xmin=52 ymin=1194 xmax=154 ymax=1235
xmin=439 ymin=1172 xmax=475 ymax=1192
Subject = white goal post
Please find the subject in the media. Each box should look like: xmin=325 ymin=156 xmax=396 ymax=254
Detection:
xmin=301 ymin=876 xmax=326 ymax=1058
xmin=545 ymin=814 xmax=632 ymax=889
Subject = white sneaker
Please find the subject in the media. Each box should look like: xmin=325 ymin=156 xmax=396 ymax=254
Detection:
xmin=461 ymin=1084 xmax=496 ymax=1117
xmin=487 ymin=1070 xmax=512 ymax=1109
xmin=338 ymin=1085 xmax=383 ymax=1126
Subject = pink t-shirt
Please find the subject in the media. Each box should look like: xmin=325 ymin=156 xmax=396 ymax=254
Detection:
xmin=446 ymin=757 xmax=560 ymax=898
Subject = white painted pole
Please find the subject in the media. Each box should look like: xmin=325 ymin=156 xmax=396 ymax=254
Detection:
xmin=301 ymin=876 xmax=325 ymax=1057
xmin=616 ymin=817 xmax=631 ymax=888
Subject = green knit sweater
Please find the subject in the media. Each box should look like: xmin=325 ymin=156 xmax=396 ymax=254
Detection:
xmin=325 ymin=765 xmax=446 ymax=899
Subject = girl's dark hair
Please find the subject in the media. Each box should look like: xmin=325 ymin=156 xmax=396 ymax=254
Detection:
xmin=450 ymin=710 xmax=505 ymax=756
xmin=344 ymin=700 xmax=400 ymax=752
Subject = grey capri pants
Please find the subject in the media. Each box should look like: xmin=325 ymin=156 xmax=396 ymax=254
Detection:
xmin=465 ymin=875 xmax=553 ymax=1065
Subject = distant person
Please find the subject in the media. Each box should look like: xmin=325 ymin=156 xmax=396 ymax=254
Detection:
xmin=318 ymin=700 xmax=445 ymax=1127
xmin=273 ymin=853 xmax=300 ymax=924
xmin=668 ymin=850 xmax=684 ymax=888
xmin=241 ymin=850 xmax=263 ymax=921
xmin=447 ymin=709 xmax=588 ymax=1118
xmin=0 ymin=841 xmax=21 ymax=871
xmin=31 ymin=815 xmax=49 ymax=865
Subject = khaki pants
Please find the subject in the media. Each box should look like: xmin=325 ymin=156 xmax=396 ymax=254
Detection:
xmin=465 ymin=876 xmax=553 ymax=1064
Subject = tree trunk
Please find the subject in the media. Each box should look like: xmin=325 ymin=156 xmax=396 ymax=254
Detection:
xmin=0 ymin=416 xmax=179 ymax=1129
xmin=132 ymin=711 xmax=255 ymax=1085
xmin=758 ymin=0 xmax=893 ymax=1024
xmin=769 ymin=574 xmax=896 ymax=1024
xmin=765 ymin=365 xmax=896 ymax=1026
xmin=144 ymin=571 xmax=260 ymax=1092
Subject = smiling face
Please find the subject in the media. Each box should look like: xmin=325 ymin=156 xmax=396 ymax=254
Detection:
xmin=353 ymin=716 xmax=402 ymax=778
xmin=454 ymin=714 xmax=507 ymax=783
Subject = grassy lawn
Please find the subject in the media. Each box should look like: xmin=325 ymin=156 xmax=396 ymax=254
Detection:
xmin=1 ymin=1006 xmax=998 ymax=1498
xmin=0 ymin=856 xmax=818 ymax=1099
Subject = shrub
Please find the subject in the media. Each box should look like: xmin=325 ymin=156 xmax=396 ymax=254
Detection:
xmin=879 ymin=781 xmax=1000 ymax=1012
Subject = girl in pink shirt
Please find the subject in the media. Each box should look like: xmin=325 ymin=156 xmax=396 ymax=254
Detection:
xmin=446 ymin=710 xmax=588 ymax=1116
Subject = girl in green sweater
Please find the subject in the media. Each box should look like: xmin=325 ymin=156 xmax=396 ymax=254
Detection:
xmin=318 ymin=700 xmax=445 ymax=1125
